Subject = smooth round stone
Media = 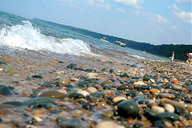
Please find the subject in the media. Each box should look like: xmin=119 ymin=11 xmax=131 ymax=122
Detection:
xmin=125 ymin=91 xmax=136 ymax=97
xmin=70 ymin=78 xmax=79 ymax=82
xmin=117 ymin=100 xmax=140 ymax=118
xmin=113 ymin=96 xmax=127 ymax=103
xmin=2 ymin=101 xmax=24 ymax=106
xmin=59 ymin=118 xmax=89 ymax=128
xmin=56 ymin=79 xmax=70 ymax=87
xmin=3 ymin=64 xmax=16 ymax=73
xmin=150 ymin=79 xmax=155 ymax=83
xmin=77 ymin=90 xmax=90 ymax=97
xmin=101 ymin=110 xmax=114 ymax=118
xmin=58 ymin=89 xmax=67 ymax=94
xmin=138 ymin=99 xmax=149 ymax=104
xmin=134 ymin=81 xmax=145 ymax=86
xmin=151 ymin=105 xmax=165 ymax=114
xmin=164 ymin=104 xmax=175 ymax=113
xmin=22 ymin=88 xmax=33 ymax=97
xmin=117 ymin=84 xmax=134 ymax=90
xmin=77 ymin=81 xmax=90 ymax=88
xmin=150 ymin=88 xmax=160 ymax=95
xmin=159 ymin=93 xmax=176 ymax=99
xmin=0 ymin=85 xmax=12 ymax=96
xmin=172 ymin=85 xmax=182 ymax=90
xmin=39 ymin=90 xmax=66 ymax=99
xmin=85 ymin=73 xmax=98 ymax=79
xmin=90 ymin=92 xmax=104 ymax=98
xmin=23 ymin=97 xmax=55 ymax=106
xmin=101 ymin=80 xmax=112 ymax=86
xmin=82 ymin=102 xmax=94 ymax=110
xmin=68 ymin=93 xmax=85 ymax=99
xmin=96 ymin=121 xmax=125 ymax=128
xmin=175 ymin=107 xmax=183 ymax=115
xmin=67 ymin=63 xmax=77 ymax=69
xmin=155 ymin=112 xmax=179 ymax=123
xmin=87 ymin=87 xmax=97 ymax=93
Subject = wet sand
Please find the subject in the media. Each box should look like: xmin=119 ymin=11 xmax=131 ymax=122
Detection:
xmin=0 ymin=48 xmax=192 ymax=128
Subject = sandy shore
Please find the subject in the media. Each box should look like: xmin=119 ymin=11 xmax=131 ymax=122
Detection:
xmin=0 ymin=49 xmax=192 ymax=128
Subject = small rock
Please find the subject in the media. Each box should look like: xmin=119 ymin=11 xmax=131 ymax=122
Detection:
xmin=150 ymin=88 xmax=160 ymax=95
xmin=134 ymin=81 xmax=145 ymax=86
xmin=56 ymin=79 xmax=70 ymax=87
xmin=96 ymin=121 xmax=125 ymax=128
xmin=151 ymin=105 xmax=165 ymax=114
xmin=87 ymin=87 xmax=97 ymax=93
xmin=113 ymin=96 xmax=127 ymax=103
xmin=3 ymin=64 xmax=16 ymax=73
xmin=164 ymin=104 xmax=175 ymax=113
xmin=22 ymin=88 xmax=33 ymax=97
xmin=59 ymin=118 xmax=89 ymax=128
xmin=39 ymin=90 xmax=66 ymax=99
xmin=159 ymin=93 xmax=176 ymax=99
xmin=85 ymin=73 xmax=98 ymax=79
xmin=0 ymin=85 xmax=12 ymax=96
xmin=78 ymin=90 xmax=90 ymax=97
xmin=117 ymin=100 xmax=140 ymax=118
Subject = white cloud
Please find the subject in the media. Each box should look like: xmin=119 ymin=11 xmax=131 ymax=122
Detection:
xmin=171 ymin=4 xmax=192 ymax=24
xmin=149 ymin=13 xmax=167 ymax=23
xmin=113 ymin=0 xmax=144 ymax=9
xmin=155 ymin=14 xmax=167 ymax=23
xmin=88 ymin=0 xmax=111 ymax=10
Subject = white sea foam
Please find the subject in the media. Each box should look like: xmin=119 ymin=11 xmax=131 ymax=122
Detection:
xmin=0 ymin=21 xmax=93 ymax=56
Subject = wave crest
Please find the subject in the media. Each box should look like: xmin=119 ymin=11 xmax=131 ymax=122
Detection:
xmin=0 ymin=21 xmax=93 ymax=56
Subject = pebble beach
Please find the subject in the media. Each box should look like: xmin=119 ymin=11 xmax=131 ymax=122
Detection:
xmin=0 ymin=49 xmax=192 ymax=128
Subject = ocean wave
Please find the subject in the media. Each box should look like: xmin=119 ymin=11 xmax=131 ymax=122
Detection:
xmin=0 ymin=21 xmax=93 ymax=56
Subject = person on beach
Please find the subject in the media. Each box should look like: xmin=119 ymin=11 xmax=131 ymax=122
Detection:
xmin=169 ymin=51 xmax=174 ymax=62
xmin=185 ymin=52 xmax=192 ymax=65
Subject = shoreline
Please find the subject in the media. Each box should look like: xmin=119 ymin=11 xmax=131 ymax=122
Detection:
xmin=0 ymin=49 xmax=192 ymax=128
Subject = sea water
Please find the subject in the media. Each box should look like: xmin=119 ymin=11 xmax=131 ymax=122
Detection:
xmin=0 ymin=11 xmax=169 ymax=61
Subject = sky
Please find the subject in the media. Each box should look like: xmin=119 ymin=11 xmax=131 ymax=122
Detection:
xmin=0 ymin=0 xmax=191 ymax=45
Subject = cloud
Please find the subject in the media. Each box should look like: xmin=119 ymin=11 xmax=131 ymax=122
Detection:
xmin=113 ymin=0 xmax=144 ymax=9
xmin=171 ymin=4 xmax=192 ymax=24
xmin=155 ymin=14 xmax=167 ymax=23
xmin=88 ymin=0 xmax=111 ymax=10
xmin=149 ymin=13 xmax=167 ymax=23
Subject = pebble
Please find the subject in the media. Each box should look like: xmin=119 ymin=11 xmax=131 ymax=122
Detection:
xmin=85 ymin=73 xmax=98 ymax=79
xmin=151 ymin=105 xmax=165 ymax=114
xmin=87 ymin=87 xmax=97 ymax=93
xmin=134 ymin=81 xmax=145 ymax=86
xmin=39 ymin=90 xmax=66 ymax=99
xmin=164 ymin=104 xmax=175 ymax=113
xmin=0 ymin=85 xmax=12 ymax=96
xmin=77 ymin=90 xmax=90 ymax=97
xmin=117 ymin=100 xmax=140 ymax=118
xmin=113 ymin=96 xmax=127 ymax=103
xmin=150 ymin=88 xmax=160 ymax=95
xmin=158 ymin=93 xmax=176 ymax=99
xmin=96 ymin=121 xmax=125 ymax=128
